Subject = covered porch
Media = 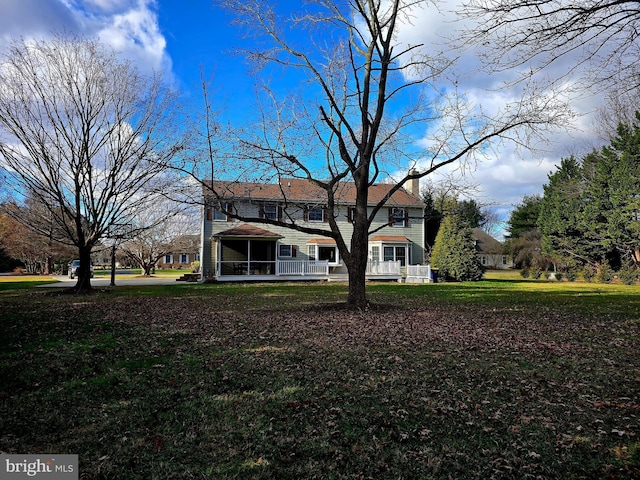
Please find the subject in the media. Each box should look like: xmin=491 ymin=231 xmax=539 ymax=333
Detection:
xmin=212 ymin=225 xmax=403 ymax=282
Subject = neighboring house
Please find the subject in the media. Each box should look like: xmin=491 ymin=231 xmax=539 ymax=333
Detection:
xmin=156 ymin=234 xmax=200 ymax=270
xmin=200 ymin=178 xmax=426 ymax=281
xmin=472 ymin=228 xmax=513 ymax=270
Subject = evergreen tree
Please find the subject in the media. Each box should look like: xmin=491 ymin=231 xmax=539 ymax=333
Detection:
xmin=538 ymin=114 xmax=640 ymax=268
xmin=505 ymin=195 xmax=542 ymax=239
xmin=431 ymin=214 xmax=484 ymax=281
xmin=538 ymin=156 xmax=592 ymax=263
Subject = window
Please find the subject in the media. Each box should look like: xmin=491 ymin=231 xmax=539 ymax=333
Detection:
xmin=279 ymin=244 xmax=292 ymax=257
xmin=390 ymin=208 xmax=407 ymax=227
xmin=212 ymin=206 xmax=227 ymax=221
xmin=210 ymin=202 xmax=232 ymax=221
xmin=262 ymin=204 xmax=278 ymax=220
xmin=164 ymin=255 xmax=173 ymax=264
xmin=481 ymin=256 xmax=487 ymax=265
xmin=194 ymin=253 xmax=200 ymax=262
xmin=502 ymin=256 xmax=507 ymax=265
xmin=384 ymin=246 xmax=407 ymax=266
xmin=307 ymin=206 xmax=324 ymax=222
xmin=180 ymin=254 xmax=189 ymax=264
xmin=308 ymin=243 xmax=339 ymax=264
xmin=347 ymin=206 xmax=354 ymax=223
xmin=318 ymin=246 xmax=338 ymax=263
xmin=370 ymin=246 xmax=380 ymax=262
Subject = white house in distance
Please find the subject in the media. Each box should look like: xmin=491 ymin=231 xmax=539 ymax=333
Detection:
xmin=472 ymin=228 xmax=513 ymax=270
xmin=200 ymin=178 xmax=426 ymax=281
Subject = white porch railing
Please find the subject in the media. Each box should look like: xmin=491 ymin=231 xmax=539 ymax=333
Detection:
xmin=406 ymin=264 xmax=432 ymax=282
xmin=407 ymin=264 xmax=431 ymax=278
xmin=366 ymin=260 xmax=401 ymax=275
xmin=276 ymin=260 xmax=330 ymax=276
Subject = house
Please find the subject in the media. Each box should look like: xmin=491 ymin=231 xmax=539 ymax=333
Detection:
xmin=472 ymin=228 xmax=513 ymax=270
xmin=200 ymin=178 xmax=426 ymax=281
xmin=156 ymin=234 xmax=200 ymax=270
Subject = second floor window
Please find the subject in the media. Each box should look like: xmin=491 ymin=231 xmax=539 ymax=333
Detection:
xmin=307 ymin=206 xmax=324 ymax=222
xmin=390 ymin=208 xmax=408 ymax=227
xmin=262 ymin=204 xmax=278 ymax=220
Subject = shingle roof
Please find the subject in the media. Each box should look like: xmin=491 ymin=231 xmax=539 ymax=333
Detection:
xmin=213 ymin=224 xmax=283 ymax=238
xmin=204 ymin=178 xmax=422 ymax=207
xmin=369 ymin=235 xmax=410 ymax=242
xmin=471 ymin=228 xmax=504 ymax=254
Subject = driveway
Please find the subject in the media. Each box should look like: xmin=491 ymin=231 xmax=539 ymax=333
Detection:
xmin=37 ymin=275 xmax=192 ymax=288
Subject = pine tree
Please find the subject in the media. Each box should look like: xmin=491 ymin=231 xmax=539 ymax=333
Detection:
xmin=431 ymin=215 xmax=484 ymax=281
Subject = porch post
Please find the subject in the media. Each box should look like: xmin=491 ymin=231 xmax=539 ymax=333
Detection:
xmin=216 ymin=239 xmax=221 ymax=278
xmin=247 ymin=240 xmax=251 ymax=275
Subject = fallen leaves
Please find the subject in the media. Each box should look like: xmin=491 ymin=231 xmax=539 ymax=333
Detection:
xmin=2 ymin=284 xmax=639 ymax=479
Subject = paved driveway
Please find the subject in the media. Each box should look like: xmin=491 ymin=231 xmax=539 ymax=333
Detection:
xmin=38 ymin=275 xmax=191 ymax=288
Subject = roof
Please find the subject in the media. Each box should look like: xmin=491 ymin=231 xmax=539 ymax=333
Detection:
xmin=213 ymin=224 xmax=284 ymax=238
xmin=471 ymin=228 xmax=504 ymax=254
xmin=307 ymin=238 xmax=337 ymax=245
xmin=203 ymin=178 xmax=422 ymax=207
xmin=369 ymin=235 xmax=410 ymax=243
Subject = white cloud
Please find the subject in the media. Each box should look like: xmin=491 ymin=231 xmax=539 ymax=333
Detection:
xmin=95 ymin=0 xmax=171 ymax=76
xmin=0 ymin=0 xmax=171 ymax=78
xmin=386 ymin=0 xmax=609 ymax=233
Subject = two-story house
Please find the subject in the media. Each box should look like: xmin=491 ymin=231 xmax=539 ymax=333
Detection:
xmin=200 ymin=178 xmax=426 ymax=281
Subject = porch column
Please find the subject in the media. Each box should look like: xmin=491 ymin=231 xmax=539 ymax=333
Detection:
xmin=216 ymin=239 xmax=221 ymax=278
xmin=247 ymin=240 xmax=251 ymax=275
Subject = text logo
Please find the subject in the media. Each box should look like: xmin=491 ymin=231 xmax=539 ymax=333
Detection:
xmin=0 ymin=455 xmax=78 ymax=479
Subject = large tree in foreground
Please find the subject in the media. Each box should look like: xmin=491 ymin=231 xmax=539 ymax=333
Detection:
xmin=0 ymin=35 xmax=179 ymax=291
xmin=182 ymin=0 xmax=569 ymax=307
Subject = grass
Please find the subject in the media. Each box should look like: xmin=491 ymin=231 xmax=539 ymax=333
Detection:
xmin=1 ymin=278 xmax=639 ymax=479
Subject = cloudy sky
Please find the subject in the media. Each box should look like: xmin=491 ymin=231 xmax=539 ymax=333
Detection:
xmin=0 ymin=0 xmax=612 ymax=236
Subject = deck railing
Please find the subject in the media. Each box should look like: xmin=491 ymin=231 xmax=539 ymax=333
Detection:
xmin=366 ymin=260 xmax=401 ymax=275
xmin=276 ymin=260 xmax=330 ymax=276
xmin=406 ymin=264 xmax=432 ymax=279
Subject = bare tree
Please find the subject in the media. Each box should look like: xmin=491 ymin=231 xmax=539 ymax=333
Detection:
xmin=0 ymin=202 xmax=75 ymax=274
xmin=181 ymin=0 xmax=570 ymax=307
xmin=459 ymin=0 xmax=640 ymax=91
xmin=593 ymin=88 xmax=640 ymax=142
xmin=120 ymin=202 xmax=199 ymax=275
xmin=0 ymin=34 xmax=181 ymax=291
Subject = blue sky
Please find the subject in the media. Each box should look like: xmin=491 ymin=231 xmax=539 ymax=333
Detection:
xmin=0 ymin=0 xmax=613 ymax=233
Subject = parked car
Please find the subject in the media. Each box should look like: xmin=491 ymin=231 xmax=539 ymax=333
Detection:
xmin=68 ymin=260 xmax=94 ymax=279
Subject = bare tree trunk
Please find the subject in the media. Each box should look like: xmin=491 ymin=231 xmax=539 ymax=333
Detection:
xmin=347 ymin=233 xmax=369 ymax=308
xmin=75 ymin=246 xmax=93 ymax=292
xmin=346 ymin=179 xmax=370 ymax=308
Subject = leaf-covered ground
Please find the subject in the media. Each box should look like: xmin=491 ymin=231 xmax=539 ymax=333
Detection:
xmin=1 ymin=281 xmax=639 ymax=479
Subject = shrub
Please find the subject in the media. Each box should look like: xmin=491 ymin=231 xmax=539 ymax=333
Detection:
xmin=564 ymin=267 xmax=578 ymax=282
xmin=530 ymin=268 xmax=543 ymax=279
xmin=617 ymin=263 xmax=639 ymax=285
xmin=582 ymin=265 xmax=596 ymax=282
xmin=190 ymin=261 xmax=201 ymax=273
xmin=596 ymin=263 xmax=613 ymax=284
xmin=554 ymin=272 xmax=564 ymax=281
xmin=520 ymin=268 xmax=530 ymax=279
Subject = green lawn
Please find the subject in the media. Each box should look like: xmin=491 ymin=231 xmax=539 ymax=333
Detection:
xmin=1 ymin=279 xmax=639 ymax=479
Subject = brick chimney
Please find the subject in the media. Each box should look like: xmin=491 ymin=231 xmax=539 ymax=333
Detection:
xmin=406 ymin=169 xmax=420 ymax=198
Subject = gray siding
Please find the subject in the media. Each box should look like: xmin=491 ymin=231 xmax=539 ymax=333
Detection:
xmin=202 ymin=200 xmax=424 ymax=276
